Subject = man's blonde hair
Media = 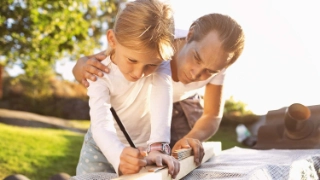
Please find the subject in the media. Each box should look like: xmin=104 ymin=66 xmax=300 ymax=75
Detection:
xmin=188 ymin=13 xmax=245 ymax=67
xmin=106 ymin=0 xmax=175 ymax=61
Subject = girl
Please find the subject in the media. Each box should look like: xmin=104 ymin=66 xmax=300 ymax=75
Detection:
xmin=75 ymin=0 xmax=180 ymax=178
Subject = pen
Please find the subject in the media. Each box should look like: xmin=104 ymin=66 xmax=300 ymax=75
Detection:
xmin=110 ymin=107 xmax=136 ymax=148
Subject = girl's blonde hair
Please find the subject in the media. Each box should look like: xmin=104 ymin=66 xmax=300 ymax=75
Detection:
xmin=106 ymin=0 xmax=175 ymax=61
xmin=188 ymin=13 xmax=245 ymax=67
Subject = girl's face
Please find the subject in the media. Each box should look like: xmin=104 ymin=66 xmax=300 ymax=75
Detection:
xmin=107 ymin=30 xmax=163 ymax=82
xmin=176 ymin=30 xmax=233 ymax=84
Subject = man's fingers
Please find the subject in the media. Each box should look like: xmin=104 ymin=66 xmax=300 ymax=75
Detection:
xmin=81 ymin=79 xmax=89 ymax=88
xmin=85 ymin=61 xmax=104 ymax=77
xmin=84 ymin=71 xmax=97 ymax=81
xmin=87 ymin=57 xmax=109 ymax=74
xmin=171 ymin=138 xmax=189 ymax=155
xmin=199 ymin=145 xmax=205 ymax=163
xmin=181 ymin=138 xmax=191 ymax=148
xmin=96 ymin=54 xmax=107 ymax=61
xmin=187 ymin=139 xmax=204 ymax=166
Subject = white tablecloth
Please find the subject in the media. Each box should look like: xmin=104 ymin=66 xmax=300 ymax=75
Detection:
xmin=71 ymin=147 xmax=320 ymax=180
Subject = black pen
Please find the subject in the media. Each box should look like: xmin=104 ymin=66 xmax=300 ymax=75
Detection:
xmin=110 ymin=107 xmax=136 ymax=148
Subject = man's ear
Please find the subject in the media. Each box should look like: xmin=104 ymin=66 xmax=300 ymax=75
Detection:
xmin=107 ymin=29 xmax=117 ymax=48
xmin=186 ymin=26 xmax=195 ymax=42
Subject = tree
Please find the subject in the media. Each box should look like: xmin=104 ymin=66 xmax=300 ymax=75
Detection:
xmin=224 ymin=96 xmax=252 ymax=116
xmin=0 ymin=0 xmax=125 ymax=98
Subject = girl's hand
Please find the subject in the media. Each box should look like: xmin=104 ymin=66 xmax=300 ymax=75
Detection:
xmin=146 ymin=151 xmax=180 ymax=179
xmin=118 ymin=147 xmax=147 ymax=175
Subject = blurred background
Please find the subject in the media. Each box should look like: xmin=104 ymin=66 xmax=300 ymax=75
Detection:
xmin=0 ymin=0 xmax=319 ymax=179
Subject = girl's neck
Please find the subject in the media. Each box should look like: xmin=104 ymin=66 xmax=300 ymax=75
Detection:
xmin=171 ymin=38 xmax=186 ymax=82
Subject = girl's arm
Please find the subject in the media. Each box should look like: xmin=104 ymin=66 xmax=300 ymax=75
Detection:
xmin=148 ymin=61 xmax=173 ymax=145
xmin=87 ymin=77 xmax=146 ymax=175
xmin=146 ymin=61 xmax=180 ymax=178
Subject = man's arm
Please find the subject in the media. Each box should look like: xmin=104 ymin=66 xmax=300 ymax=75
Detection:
xmin=171 ymin=84 xmax=224 ymax=165
xmin=185 ymin=84 xmax=224 ymax=141
xmin=72 ymin=50 xmax=108 ymax=87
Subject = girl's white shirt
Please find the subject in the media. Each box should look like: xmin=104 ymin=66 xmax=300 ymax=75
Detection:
xmin=87 ymin=56 xmax=172 ymax=174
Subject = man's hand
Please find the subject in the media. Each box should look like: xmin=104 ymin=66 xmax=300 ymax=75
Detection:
xmin=146 ymin=151 xmax=180 ymax=179
xmin=72 ymin=51 xmax=108 ymax=87
xmin=172 ymin=137 xmax=204 ymax=166
xmin=118 ymin=147 xmax=147 ymax=175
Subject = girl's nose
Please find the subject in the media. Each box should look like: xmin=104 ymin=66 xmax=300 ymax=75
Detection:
xmin=132 ymin=67 xmax=144 ymax=79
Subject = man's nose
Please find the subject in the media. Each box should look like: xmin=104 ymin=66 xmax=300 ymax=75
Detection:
xmin=190 ymin=66 xmax=202 ymax=80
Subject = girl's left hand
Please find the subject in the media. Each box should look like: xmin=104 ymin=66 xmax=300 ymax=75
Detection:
xmin=146 ymin=151 xmax=180 ymax=179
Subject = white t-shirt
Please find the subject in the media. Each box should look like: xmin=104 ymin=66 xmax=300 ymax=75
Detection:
xmin=172 ymin=29 xmax=226 ymax=102
xmin=87 ymin=57 xmax=172 ymax=174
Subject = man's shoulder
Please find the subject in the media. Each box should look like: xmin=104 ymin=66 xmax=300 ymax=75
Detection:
xmin=175 ymin=28 xmax=188 ymax=39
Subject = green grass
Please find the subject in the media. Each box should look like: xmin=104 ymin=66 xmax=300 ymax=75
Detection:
xmin=0 ymin=123 xmax=85 ymax=180
xmin=68 ymin=120 xmax=91 ymax=130
xmin=0 ymin=121 xmax=245 ymax=180
xmin=208 ymin=125 xmax=246 ymax=150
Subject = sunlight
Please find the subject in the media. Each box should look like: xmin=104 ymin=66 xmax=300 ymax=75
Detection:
xmin=170 ymin=0 xmax=320 ymax=115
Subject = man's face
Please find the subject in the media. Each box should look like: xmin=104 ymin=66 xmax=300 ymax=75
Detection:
xmin=176 ymin=31 xmax=232 ymax=84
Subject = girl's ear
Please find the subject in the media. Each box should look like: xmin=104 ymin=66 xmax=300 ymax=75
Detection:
xmin=186 ymin=26 xmax=195 ymax=42
xmin=107 ymin=29 xmax=117 ymax=48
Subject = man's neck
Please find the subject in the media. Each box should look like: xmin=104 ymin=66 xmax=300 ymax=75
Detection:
xmin=170 ymin=58 xmax=178 ymax=82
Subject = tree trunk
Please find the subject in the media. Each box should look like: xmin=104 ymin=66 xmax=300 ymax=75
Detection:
xmin=0 ymin=65 xmax=3 ymax=99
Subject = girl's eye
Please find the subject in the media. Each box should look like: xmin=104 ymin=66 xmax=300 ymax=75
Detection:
xmin=148 ymin=64 xmax=158 ymax=67
xmin=128 ymin=58 xmax=137 ymax=63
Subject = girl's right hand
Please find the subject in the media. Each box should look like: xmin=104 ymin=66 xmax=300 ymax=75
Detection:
xmin=118 ymin=147 xmax=147 ymax=175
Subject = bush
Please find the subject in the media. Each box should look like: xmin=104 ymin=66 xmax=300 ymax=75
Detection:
xmin=224 ymin=96 xmax=253 ymax=116
xmin=221 ymin=114 xmax=260 ymax=127
xmin=1 ymin=76 xmax=89 ymax=120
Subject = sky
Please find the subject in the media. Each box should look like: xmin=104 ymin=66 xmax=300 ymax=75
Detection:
xmin=169 ymin=0 xmax=320 ymax=115
xmin=7 ymin=0 xmax=320 ymax=115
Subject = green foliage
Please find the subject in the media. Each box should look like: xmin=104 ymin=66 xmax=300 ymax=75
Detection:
xmin=0 ymin=0 xmax=123 ymax=77
xmin=0 ymin=0 xmax=124 ymax=98
xmin=222 ymin=96 xmax=259 ymax=126
xmin=0 ymin=123 xmax=85 ymax=180
xmin=224 ymin=96 xmax=253 ymax=116
xmin=221 ymin=114 xmax=260 ymax=126
xmin=208 ymin=125 xmax=246 ymax=150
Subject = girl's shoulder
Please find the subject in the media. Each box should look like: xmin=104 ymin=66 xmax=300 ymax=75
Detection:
xmin=101 ymin=56 xmax=112 ymax=66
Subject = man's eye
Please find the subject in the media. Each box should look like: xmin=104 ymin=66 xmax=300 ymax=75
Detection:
xmin=206 ymin=69 xmax=217 ymax=75
xmin=194 ymin=56 xmax=201 ymax=64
